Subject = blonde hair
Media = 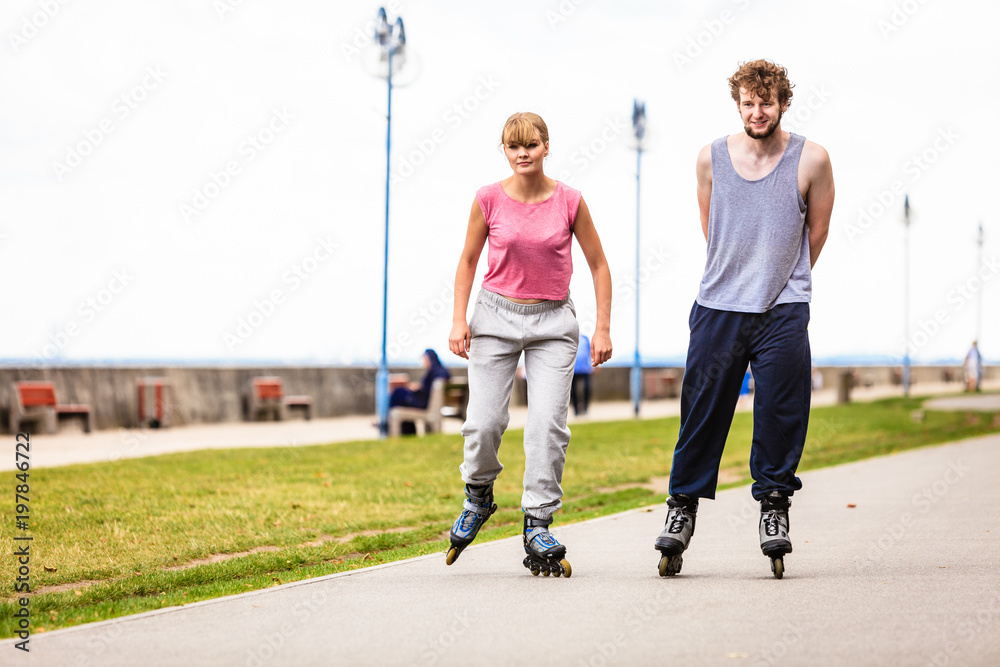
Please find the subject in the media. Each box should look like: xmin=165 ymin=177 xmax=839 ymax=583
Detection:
xmin=500 ymin=112 xmax=549 ymax=148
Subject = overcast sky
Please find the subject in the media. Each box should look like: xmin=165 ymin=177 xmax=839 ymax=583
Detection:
xmin=2 ymin=0 xmax=997 ymax=367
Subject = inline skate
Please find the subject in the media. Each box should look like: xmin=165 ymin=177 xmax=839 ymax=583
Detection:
xmin=445 ymin=483 xmax=497 ymax=565
xmin=522 ymin=514 xmax=571 ymax=578
xmin=654 ymin=494 xmax=698 ymax=577
xmin=759 ymin=491 xmax=792 ymax=579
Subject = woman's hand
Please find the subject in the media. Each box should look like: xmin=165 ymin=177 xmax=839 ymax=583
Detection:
xmin=449 ymin=321 xmax=471 ymax=359
xmin=591 ymin=330 xmax=612 ymax=367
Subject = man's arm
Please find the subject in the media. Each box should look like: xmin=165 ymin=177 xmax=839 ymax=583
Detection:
xmin=696 ymin=144 xmax=713 ymax=241
xmin=802 ymin=141 xmax=834 ymax=268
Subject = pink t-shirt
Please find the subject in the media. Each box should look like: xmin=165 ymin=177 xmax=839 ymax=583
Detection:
xmin=476 ymin=181 xmax=582 ymax=300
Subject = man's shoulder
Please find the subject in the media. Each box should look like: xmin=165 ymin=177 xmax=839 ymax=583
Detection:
xmin=799 ymin=138 xmax=831 ymax=166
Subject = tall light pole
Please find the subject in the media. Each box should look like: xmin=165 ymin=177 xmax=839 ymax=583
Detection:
xmin=976 ymin=221 xmax=984 ymax=345
xmin=902 ymin=194 xmax=911 ymax=398
xmin=374 ymin=7 xmax=406 ymax=438
xmin=631 ymin=100 xmax=646 ymax=418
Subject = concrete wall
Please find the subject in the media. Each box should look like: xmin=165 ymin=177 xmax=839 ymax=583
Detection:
xmin=1 ymin=364 xmax=993 ymax=434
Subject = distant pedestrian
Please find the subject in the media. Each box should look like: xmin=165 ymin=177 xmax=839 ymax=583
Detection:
xmin=444 ymin=112 xmax=613 ymax=577
xmin=964 ymin=341 xmax=983 ymax=392
xmin=389 ymin=349 xmax=450 ymax=435
xmin=572 ymin=335 xmax=593 ymax=416
xmin=654 ymin=59 xmax=835 ymax=579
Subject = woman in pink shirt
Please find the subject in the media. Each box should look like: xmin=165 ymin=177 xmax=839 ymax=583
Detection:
xmin=444 ymin=112 xmax=612 ymax=577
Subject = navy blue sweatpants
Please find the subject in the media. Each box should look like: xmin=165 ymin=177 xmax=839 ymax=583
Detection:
xmin=669 ymin=301 xmax=811 ymax=501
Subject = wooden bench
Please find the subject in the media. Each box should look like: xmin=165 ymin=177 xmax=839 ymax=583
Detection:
xmin=11 ymin=381 xmax=93 ymax=434
xmin=389 ymin=378 xmax=445 ymax=437
xmin=247 ymin=377 xmax=312 ymax=421
xmin=440 ymin=378 xmax=469 ymax=421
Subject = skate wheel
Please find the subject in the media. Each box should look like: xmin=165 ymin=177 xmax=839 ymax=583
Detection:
xmin=542 ymin=567 xmax=551 ymax=577
xmin=771 ymin=556 xmax=784 ymax=579
xmin=658 ymin=554 xmax=683 ymax=577
xmin=445 ymin=547 xmax=459 ymax=566
xmin=530 ymin=566 xmax=540 ymax=576
xmin=559 ymin=559 xmax=572 ymax=578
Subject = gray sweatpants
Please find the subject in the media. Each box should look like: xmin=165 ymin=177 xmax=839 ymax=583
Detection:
xmin=460 ymin=289 xmax=579 ymax=520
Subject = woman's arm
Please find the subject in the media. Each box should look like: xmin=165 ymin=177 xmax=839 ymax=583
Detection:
xmin=448 ymin=197 xmax=488 ymax=360
xmin=572 ymin=198 xmax=612 ymax=366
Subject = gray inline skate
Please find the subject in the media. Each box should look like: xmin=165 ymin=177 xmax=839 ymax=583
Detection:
xmin=522 ymin=514 xmax=571 ymax=577
xmin=759 ymin=491 xmax=792 ymax=579
xmin=654 ymin=494 xmax=698 ymax=576
xmin=445 ymin=483 xmax=497 ymax=565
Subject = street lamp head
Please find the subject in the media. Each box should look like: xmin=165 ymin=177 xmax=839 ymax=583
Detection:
xmin=393 ymin=17 xmax=406 ymax=51
xmin=632 ymin=99 xmax=646 ymax=144
xmin=375 ymin=7 xmax=390 ymax=46
xmin=373 ymin=7 xmax=406 ymax=74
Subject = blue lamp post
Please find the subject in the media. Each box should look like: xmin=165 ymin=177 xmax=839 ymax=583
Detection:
xmin=631 ymin=100 xmax=646 ymax=418
xmin=902 ymin=194 xmax=911 ymax=398
xmin=374 ymin=7 xmax=406 ymax=438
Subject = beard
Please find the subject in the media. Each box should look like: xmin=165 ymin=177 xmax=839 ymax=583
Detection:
xmin=744 ymin=108 xmax=783 ymax=139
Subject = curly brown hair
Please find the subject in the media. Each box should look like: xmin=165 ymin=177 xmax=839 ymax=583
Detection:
xmin=728 ymin=59 xmax=794 ymax=108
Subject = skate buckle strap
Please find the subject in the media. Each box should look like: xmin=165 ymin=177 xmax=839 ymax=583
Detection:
xmin=524 ymin=514 xmax=553 ymax=528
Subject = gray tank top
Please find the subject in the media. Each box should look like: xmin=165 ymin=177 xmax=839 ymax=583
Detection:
xmin=697 ymin=132 xmax=811 ymax=313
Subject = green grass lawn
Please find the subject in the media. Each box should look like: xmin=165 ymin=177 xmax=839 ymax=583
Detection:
xmin=2 ymin=394 xmax=998 ymax=637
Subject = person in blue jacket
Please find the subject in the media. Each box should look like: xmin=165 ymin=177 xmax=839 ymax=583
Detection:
xmin=390 ymin=349 xmax=451 ymax=410
xmin=571 ymin=335 xmax=593 ymax=416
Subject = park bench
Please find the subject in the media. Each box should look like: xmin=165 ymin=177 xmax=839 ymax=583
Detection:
xmin=248 ymin=376 xmax=312 ymax=421
xmin=388 ymin=378 xmax=445 ymax=437
xmin=440 ymin=377 xmax=469 ymax=421
xmin=10 ymin=381 xmax=93 ymax=434
xmin=644 ymin=369 xmax=679 ymax=399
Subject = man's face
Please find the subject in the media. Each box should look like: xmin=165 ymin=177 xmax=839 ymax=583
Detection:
xmin=738 ymin=87 xmax=785 ymax=140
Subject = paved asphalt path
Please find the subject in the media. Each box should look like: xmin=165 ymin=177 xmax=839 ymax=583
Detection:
xmin=6 ymin=433 xmax=999 ymax=667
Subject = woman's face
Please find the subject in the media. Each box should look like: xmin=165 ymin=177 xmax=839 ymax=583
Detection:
xmin=422 ymin=353 xmax=431 ymax=369
xmin=504 ymin=128 xmax=547 ymax=177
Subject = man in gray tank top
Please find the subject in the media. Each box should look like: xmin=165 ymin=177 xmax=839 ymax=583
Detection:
xmin=654 ymin=60 xmax=835 ymax=579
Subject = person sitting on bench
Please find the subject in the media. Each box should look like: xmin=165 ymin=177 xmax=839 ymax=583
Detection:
xmin=391 ymin=349 xmax=450 ymax=434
